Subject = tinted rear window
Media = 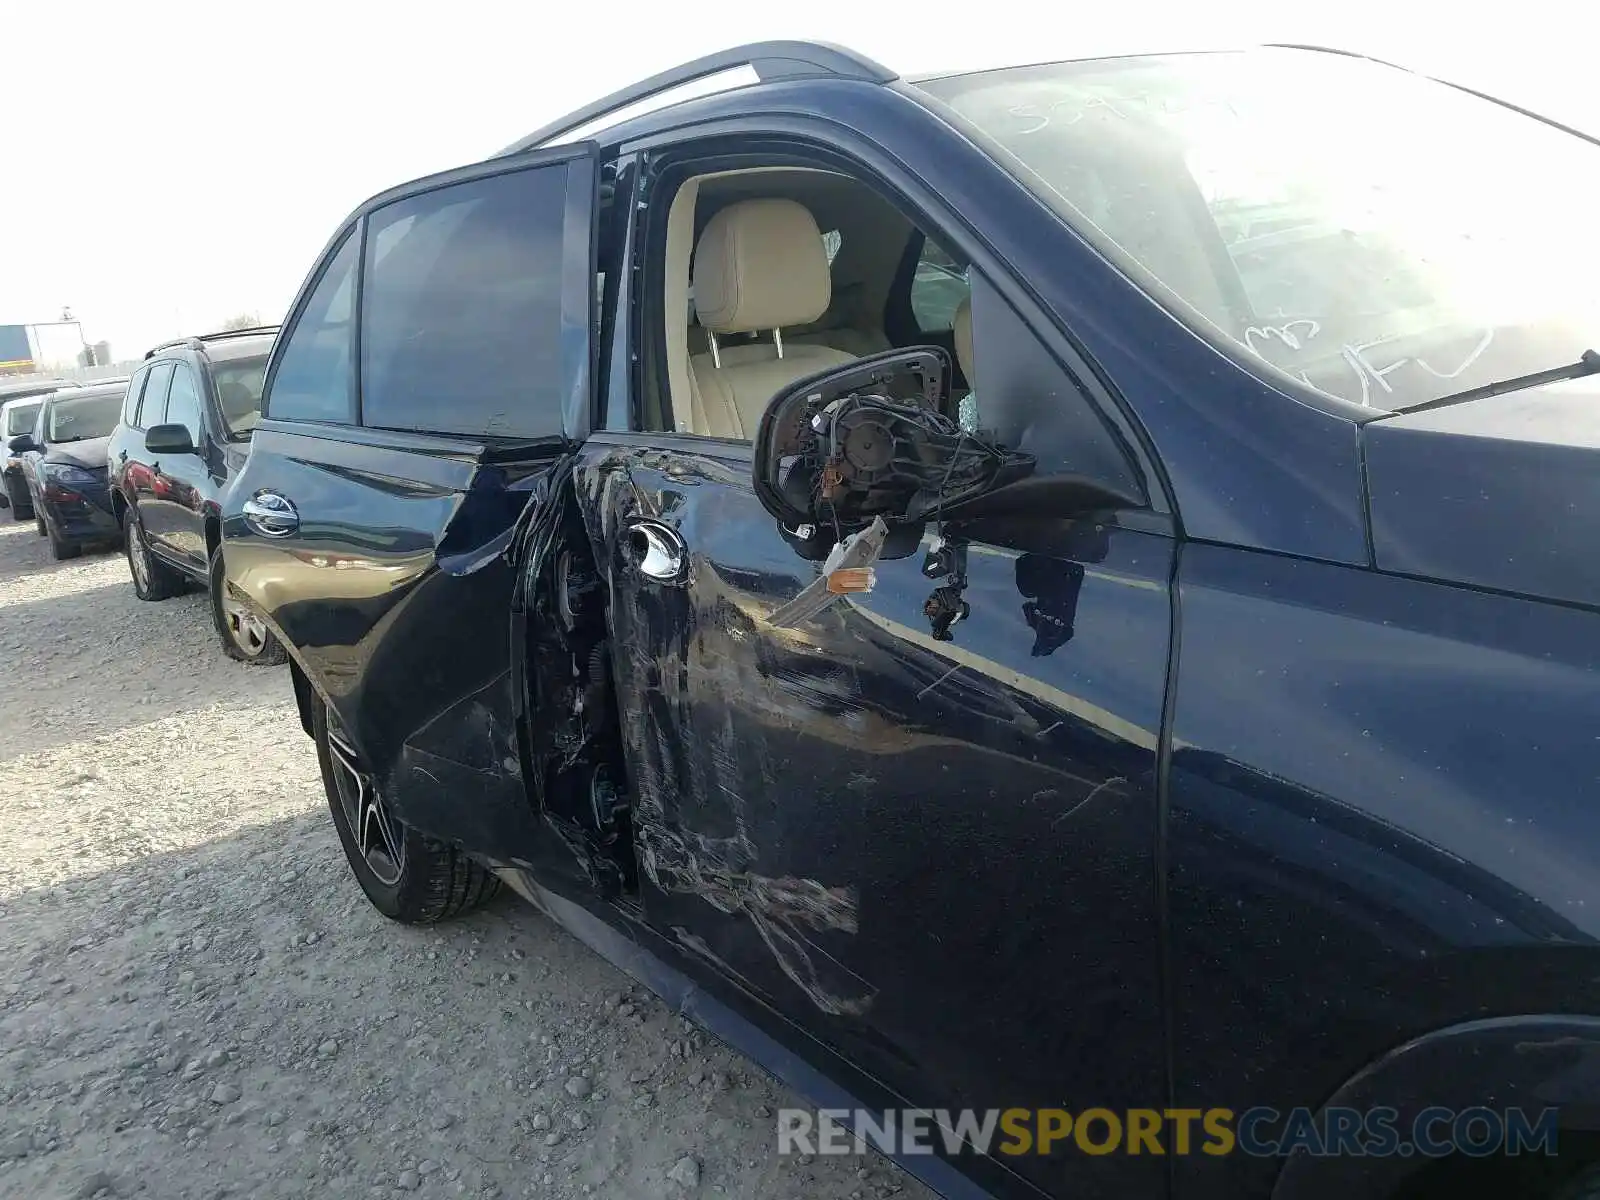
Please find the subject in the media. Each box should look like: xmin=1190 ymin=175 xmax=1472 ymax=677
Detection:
xmin=359 ymin=165 xmax=571 ymax=438
xmin=265 ymin=233 xmax=356 ymax=424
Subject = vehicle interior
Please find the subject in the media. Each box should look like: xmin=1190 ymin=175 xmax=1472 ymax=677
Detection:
xmin=653 ymin=164 xmax=976 ymax=440
xmin=534 ymin=159 xmax=991 ymax=893
xmin=211 ymin=355 xmax=270 ymax=438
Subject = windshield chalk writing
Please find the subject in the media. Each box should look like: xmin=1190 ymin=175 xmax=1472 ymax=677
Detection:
xmin=1242 ymin=320 xmax=1496 ymax=408
xmin=1245 ymin=320 xmax=1322 ymax=354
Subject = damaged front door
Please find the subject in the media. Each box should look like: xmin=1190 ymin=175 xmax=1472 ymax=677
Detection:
xmin=585 ymin=430 xmax=1173 ymax=1196
xmin=581 ymin=141 xmax=1173 ymax=1194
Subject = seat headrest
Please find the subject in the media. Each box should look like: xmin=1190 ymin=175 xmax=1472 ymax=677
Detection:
xmin=692 ymin=198 xmax=831 ymax=334
xmin=953 ymin=295 xmax=974 ymax=384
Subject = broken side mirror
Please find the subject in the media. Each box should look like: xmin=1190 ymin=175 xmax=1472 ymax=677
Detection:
xmin=752 ymin=346 xmax=1036 ymax=537
xmin=777 ymin=517 xmax=927 ymax=563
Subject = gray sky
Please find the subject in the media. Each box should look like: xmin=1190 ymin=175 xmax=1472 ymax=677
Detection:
xmin=3 ymin=0 xmax=1595 ymax=364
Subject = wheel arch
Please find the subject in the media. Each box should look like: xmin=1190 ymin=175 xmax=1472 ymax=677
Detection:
xmin=1271 ymin=1014 xmax=1600 ymax=1200
xmin=288 ymin=657 xmax=317 ymax=740
xmin=204 ymin=509 xmax=222 ymax=558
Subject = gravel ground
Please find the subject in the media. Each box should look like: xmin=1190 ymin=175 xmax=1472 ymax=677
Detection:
xmin=0 ymin=518 xmax=928 ymax=1200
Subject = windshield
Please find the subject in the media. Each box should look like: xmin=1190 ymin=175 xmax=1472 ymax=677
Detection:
xmin=47 ymin=392 xmax=122 ymax=442
xmin=918 ymin=48 xmax=1600 ymax=411
xmin=211 ymin=354 xmax=268 ymax=438
xmin=5 ymin=401 xmax=41 ymax=437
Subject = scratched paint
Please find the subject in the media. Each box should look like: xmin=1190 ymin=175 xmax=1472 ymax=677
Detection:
xmin=604 ymin=486 xmax=877 ymax=1017
xmin=619 ymin=691 xmax=876 ymax=1015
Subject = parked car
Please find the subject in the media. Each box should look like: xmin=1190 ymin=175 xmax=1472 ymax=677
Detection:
xmin=7 ymin=379 xmax=129 ymax=559
xmin=109 ymin=326 xmax=283 ymax=663
xmin=222 ymin=41 xmax=1600 ymax=1200
xmin=0 ymin=378 xmax=80 ymax=518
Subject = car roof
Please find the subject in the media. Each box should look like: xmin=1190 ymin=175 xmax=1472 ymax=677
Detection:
xmin=497 ymin=41 xmax=895 ymax=156
xmin=492 ymin=39 xmax=1506 ymax=170
xmin=45 ymin=379 xmax=128 ymax=402
xmin=144 ymin=326 xmax=279 ymax=363
xmin=493 ymin=40 xmax=1413 ymax=158
xmin=0 ymin=378 xmax=80 ymax=401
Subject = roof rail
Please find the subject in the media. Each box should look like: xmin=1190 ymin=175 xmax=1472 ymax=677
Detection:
xmin=499 ymin=40 xmax=896 ymax=156
xmin=145 ymin=337 xmax=203 ymax=359
xmin=196 ymin=324 xmax=281 ymax=341
xmin=144 ymin=325 xmax=281 ymax=360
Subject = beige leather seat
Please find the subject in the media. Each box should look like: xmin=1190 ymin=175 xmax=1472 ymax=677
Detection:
xmin=953 ymin=294 xmax=974 ymax=382
xmin=952 ymin=294 xmax=980 ymax=430
xmin=688 ymin=198 xmax=855 ymax=439
xmin=790 ymin=327 xmax=890 ymax=358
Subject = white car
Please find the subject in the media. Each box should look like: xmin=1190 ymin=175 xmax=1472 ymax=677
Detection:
xmin=1 ymin=390 xmax=64 ymax=518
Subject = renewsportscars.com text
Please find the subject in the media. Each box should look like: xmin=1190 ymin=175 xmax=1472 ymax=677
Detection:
xmin=777 ymin=1105 xmax=1560 ymax=1159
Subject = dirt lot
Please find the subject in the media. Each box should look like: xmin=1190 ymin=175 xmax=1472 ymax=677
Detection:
xmin=0 ymin=519 xmax=928 ymax=1200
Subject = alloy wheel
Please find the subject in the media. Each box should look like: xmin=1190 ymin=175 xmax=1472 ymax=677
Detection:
xmin=219 ymin=585 xmax=270 ymax=656
xmin=326 ymin=719 xmax=404 ymax=886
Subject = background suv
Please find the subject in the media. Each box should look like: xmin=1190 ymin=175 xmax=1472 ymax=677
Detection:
xmin=109 ymin=326 xmax=285 ymax=664
xmin=1 ymin=378 xmax=80 ymax=518
xmin=8 ymin=379 xmax=129 ymax=559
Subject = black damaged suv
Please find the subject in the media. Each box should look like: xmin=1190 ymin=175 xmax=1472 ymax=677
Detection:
xmin=224 ymin=41 xmax=1600 ymax=1200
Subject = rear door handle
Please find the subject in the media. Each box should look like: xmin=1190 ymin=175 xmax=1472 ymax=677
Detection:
xmin=242 ymin=490 xmax=299 ymax=538
xmin=624 ymin=519 xmax=687 ymax=583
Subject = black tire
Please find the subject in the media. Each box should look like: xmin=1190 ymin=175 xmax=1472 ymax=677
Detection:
xmin=124 ymin=509 xmax=184 ymax=600
xmin=47 ymin=520 xmax=80 ymax=561
xmin=4 ymin=474 xmax=31 ymax=520
xmin=312 ymin=697 xmax=501 ymax=923
xmin=208 ymin=545 xmax=287 ymax=665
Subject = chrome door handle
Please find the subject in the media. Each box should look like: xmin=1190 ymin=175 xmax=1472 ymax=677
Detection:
xmin=624 ymin=519 xmax=687 ymax=583
xmin=242 ymin=490 xmax=299 ymax=538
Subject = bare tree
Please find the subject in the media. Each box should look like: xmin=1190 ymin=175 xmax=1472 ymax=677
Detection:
xmin=217 ymin=312 xmax=265 ymax=331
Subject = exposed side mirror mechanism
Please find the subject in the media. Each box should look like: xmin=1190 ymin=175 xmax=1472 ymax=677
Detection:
xmin=7 ymin=434 xmax=37 ymax=454
xmin=145 ymin=423 xmax=197 ymax=455
xmin=752 ymin=346 xmax=1035 ymax=535
xmin=777 ymin=516 xmax=928 ymax=563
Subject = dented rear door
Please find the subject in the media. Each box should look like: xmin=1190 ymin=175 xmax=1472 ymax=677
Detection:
xmin=226 ymin=144 xmax=598 ymax=864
